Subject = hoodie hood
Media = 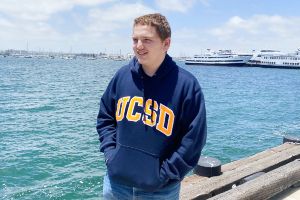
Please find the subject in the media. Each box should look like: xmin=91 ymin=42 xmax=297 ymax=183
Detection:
xmin=130 ymin=54 xmax=176 ymax=79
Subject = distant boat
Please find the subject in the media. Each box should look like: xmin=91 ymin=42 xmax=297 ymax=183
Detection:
xmin=62 ymin=55 xmax=76 ymax=60
xmin=111 ymin=55 xmax=126 ymax=61
xmin=185 ymin=49 xmax=253 ymax=66
xmin=247 ymin=49 xmax=300 ymax=69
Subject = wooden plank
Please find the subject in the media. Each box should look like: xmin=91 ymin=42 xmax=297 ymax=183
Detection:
xmin=221 ymin=143 xmax=294 ymax=172
xmin=181 ymin=143 xmax=293 ymax=192
xmin=270 ymin=186 xmax=300 ymax=200
xmin=208 ymin=159 xmax=300 ymax=200
xmin=181 ymin=176 xmax=208 ymax=190
xmin=180 ymin=143 xmax=300 ymax=200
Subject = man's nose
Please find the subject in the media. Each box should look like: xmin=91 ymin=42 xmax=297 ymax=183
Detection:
xmin=137 ymin=40 xmax=143 ymax=49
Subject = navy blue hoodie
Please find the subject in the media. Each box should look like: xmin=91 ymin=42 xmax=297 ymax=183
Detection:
xmin=97 ymin=54 xmax=207 ymax=191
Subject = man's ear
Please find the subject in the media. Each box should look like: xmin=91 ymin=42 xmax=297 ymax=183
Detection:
xmin=163 ymin=37 xmax=171 ymax=51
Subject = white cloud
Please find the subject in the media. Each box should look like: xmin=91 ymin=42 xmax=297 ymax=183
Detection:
xmin=84 ymin=3 xmax=155 ymax=35
xmin=155 ymin=0 xmax=196 ymax=13
xmin=155 ymin=0 xmax=211 ymax=12
xmin=209 ymin=15 xmax=300 ymax=51
xmin=0 ymin=1 xmax=69 ymax=22
xmin=77 ymin=2 xmax=155 ymax=53
xmin=168 ymin=27 xmax=211 ymax=56
xmin=0 ymin=1 xmax=68 ymax=49
xmin=1 ymin=1 xmax=299 ymax=55
xmin=211 ymin=15 xmax=300 ymax=39
xmin=173 ymin=28 xmax=199 ymax=40
xmin=0 ymin=0 xmax=115 ymax=21
xmin=0 ymin=18 xmax=15 ymax=28
xmin=74 ymin=0 xmax=115 ymax=6
xmin=0 ymin=1 xmax=154 ymax=52
xmin=0 ymin=0 xmax=117 ymax=48
xmin=198 ymin=0 xmax=211 ymax=7
xmin=168 ymin=14 xmax=300 ymax=56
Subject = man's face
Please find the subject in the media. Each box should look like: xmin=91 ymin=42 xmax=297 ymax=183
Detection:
xmin=132 ymin=24 xmax=170 ymax=69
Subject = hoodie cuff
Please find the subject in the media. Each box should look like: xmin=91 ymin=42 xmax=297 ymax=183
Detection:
xmin=159 ymin=167 xmax=170 ymax=187
xmin=104 ymin=147 xmax=115 ymax=164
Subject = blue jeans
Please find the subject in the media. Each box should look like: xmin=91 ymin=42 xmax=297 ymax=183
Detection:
xmin=102 ymin=174 xmax=180 ymax=200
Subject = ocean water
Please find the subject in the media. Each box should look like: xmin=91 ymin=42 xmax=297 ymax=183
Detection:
xmin=1 ymin=56 xmax=299 ymax=199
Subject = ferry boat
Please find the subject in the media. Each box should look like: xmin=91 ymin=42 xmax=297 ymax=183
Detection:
xmin=185 ymin=50 xmax=253 ymax=66
xmin=247 ymin=49 xmax=300 ymax=69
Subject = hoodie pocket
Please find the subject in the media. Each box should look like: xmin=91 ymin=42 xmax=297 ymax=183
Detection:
xmin=107 ymin=145 xmax=164 ymax=191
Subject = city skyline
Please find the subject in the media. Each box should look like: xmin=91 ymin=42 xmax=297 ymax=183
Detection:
xmin=0 ymin=0 xmax=300 ymax=56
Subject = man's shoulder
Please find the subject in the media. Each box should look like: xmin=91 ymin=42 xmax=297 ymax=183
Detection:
xmin=176 ymin=65 xmax=199 ymax=84
xmin=114 ymin=62 xmax=132 ymax=77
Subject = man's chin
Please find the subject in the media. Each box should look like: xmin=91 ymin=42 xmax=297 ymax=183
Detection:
xmin=137 ymin=57 xmax=147 ymax=65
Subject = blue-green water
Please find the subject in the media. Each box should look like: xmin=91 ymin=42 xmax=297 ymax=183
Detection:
xmin=1 ymin=57 xmax=300 ymax=199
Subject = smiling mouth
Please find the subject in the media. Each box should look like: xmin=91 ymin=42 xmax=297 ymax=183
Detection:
xmin=137 ymin=50 xmax=147 ymax=56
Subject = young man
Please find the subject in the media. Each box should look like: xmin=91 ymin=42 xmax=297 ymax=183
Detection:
xmin=97 ymin=13 xmax=207 ymax=199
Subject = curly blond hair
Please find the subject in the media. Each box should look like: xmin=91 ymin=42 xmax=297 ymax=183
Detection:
xmin=133 ymin=13 xmax=171 ymax=41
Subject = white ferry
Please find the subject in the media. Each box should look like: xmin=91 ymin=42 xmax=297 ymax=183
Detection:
xmin=185 ymin=50 xmax=253 ymax=66
xmin=247 ymin=49 xmax=300 ymax=69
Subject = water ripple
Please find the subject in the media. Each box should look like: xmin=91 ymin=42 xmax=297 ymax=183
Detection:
xmin=1 ymin=57 xmax=300 ymax=199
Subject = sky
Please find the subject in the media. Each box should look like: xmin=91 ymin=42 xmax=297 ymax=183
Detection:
xmin=0 ymin=0 xmax=300 ymax=56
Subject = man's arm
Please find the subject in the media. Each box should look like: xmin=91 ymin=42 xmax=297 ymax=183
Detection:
xmin=160 ymin=87 xmax=207 ymax=183
xmin=96 ymin=80 xmax=117 ymax=163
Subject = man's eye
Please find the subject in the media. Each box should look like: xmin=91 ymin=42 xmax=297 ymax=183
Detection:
xmin=144 ymin=39 xmax=151 ymax=43
xmin=133 ymin=39 xmax=138 ymax=43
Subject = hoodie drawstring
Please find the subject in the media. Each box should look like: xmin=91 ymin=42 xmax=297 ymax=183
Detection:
xmin=151 ymin=99 xmax=154 ymax=123
xmin=141 ymin=75 xmax=146 ymax=122
xmin=141 ymin=75 xmax=154 ymax=123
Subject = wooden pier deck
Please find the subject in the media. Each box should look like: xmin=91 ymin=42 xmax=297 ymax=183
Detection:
xmin=180 ymin=142 xmax=300 ymax=200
